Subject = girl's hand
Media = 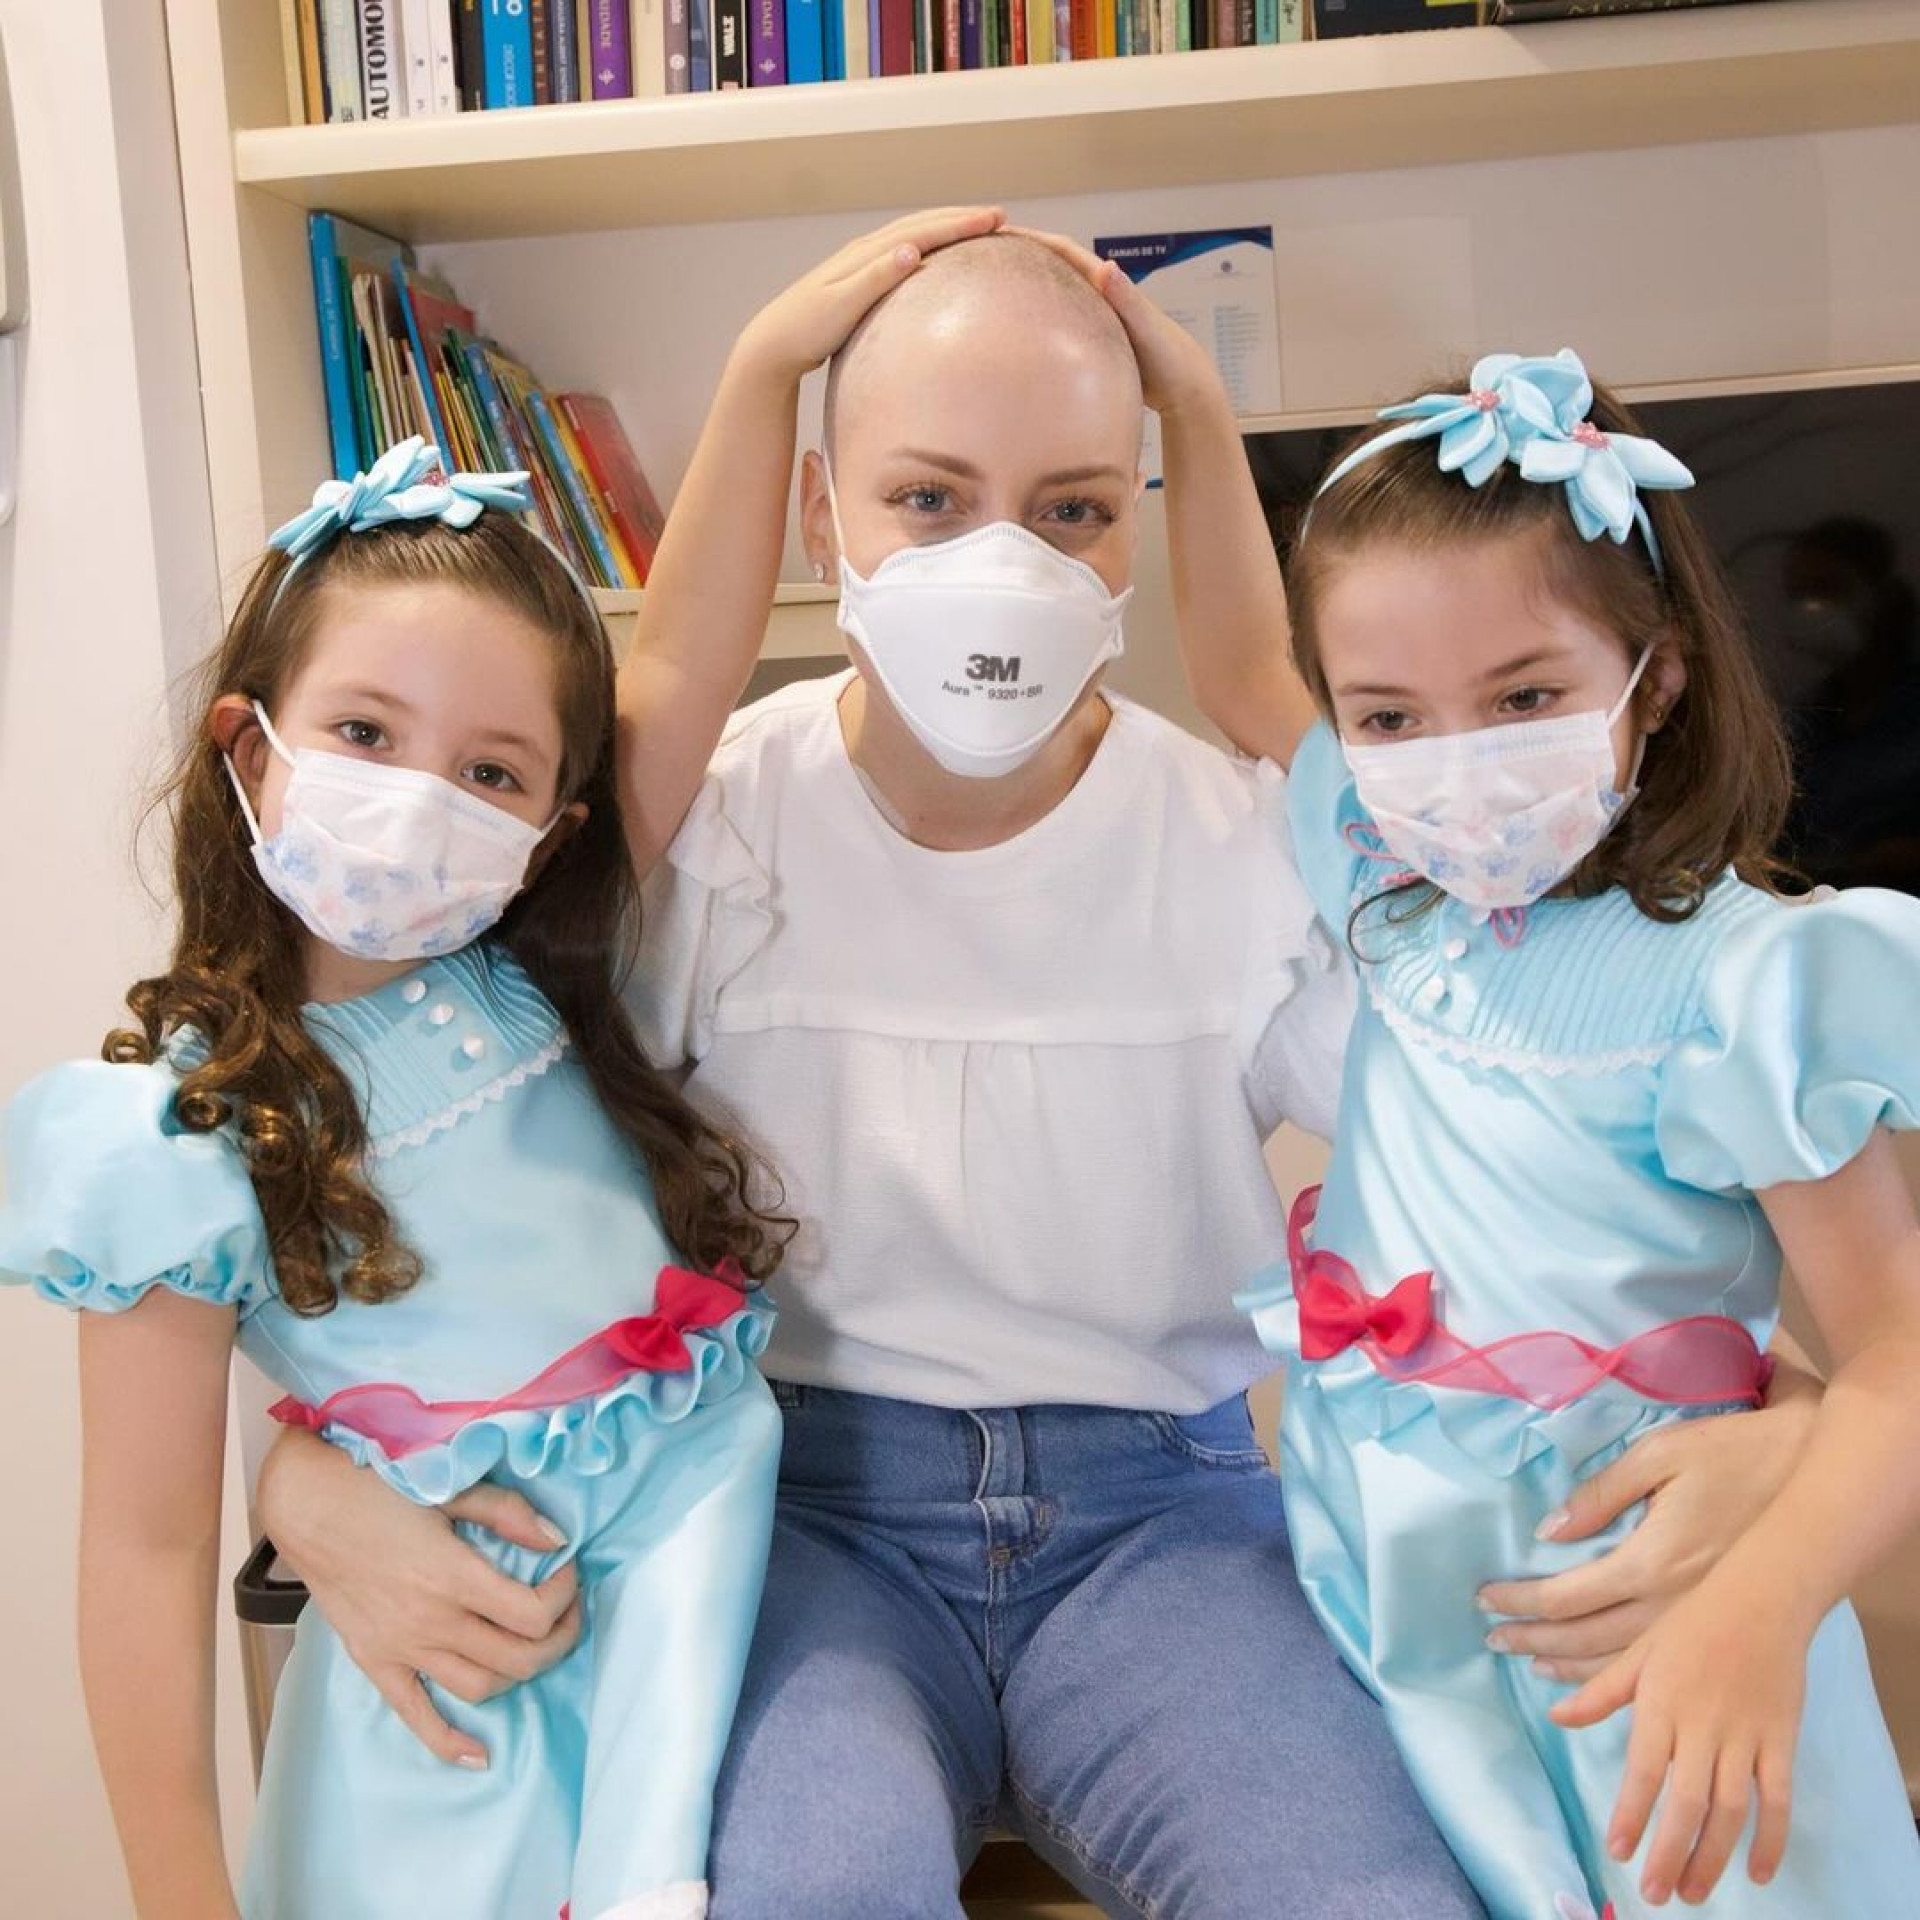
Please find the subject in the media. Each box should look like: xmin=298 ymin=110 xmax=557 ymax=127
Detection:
xmin=1004 ymin=225 xmax=1227 ymax=421
xmin=257 ymin=1428 xmax=581 ymax=1767
xmin=731 ymin=206 xmax=1006 ymax=389
xmin=1551 ymin=1580 xmax=1804 ymax=1904
xmin=1477 ymin=1380 xmax=1817 ymax=1680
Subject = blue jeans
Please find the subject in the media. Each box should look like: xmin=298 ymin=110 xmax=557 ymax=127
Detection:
xmin=708 ymin=1386 xmax=1482 ymax=1918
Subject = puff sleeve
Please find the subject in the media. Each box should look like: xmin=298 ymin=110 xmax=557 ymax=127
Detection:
xmin=1655 ymin=889 xmax=1920 ymax=1194
xmin=0 ymin=1058 xmax=270 ymax=1315
xmin=1280 ymin=720 xmax=1372 ymax=936
xmin=629 ymin=776 xmax=774 ymax=1070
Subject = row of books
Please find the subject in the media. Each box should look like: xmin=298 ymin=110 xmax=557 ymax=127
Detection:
xmin=283 ymin=0 xmax=1752 ymax=117
xmin=281 ymin=0 xmax=1309 ymax=116
xmin=308 ymin=211 xmax=664 ymax=588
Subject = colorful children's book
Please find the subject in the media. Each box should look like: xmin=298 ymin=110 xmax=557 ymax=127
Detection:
xmin=310 ymin=214 xmax=415 ymax=476
xmin=558 ymin=393 xmax=667 ymax=584
xmin=391 ymin=261 xmax=478 ymax=461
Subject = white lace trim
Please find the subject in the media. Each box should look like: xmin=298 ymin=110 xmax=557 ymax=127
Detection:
xmin=590 ymin=1883 xmax=707 ymax=1920
xmin=368 ymin=1035 xmax=571 ymax=1159
xmin=1368 ymin=978 xmax=1673 ymax=1079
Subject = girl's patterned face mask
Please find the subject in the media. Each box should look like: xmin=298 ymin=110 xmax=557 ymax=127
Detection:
xmin=225 ymin=702 xmax=555 ymax=963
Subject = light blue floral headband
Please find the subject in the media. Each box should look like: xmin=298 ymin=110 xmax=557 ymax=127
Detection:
xmin=1311 ymin=349 xmax=1695 ymax=575
xmin=265 ymin=435 xmax=598 ymax=614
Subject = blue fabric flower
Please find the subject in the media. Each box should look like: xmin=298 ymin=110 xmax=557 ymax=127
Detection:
xmin=269 ymin=436 xmax=534 ymax=567
xmin=1311 ymin=347 xmax=1693 ymax=575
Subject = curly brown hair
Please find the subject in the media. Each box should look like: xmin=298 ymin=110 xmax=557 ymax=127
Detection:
xmin=1287 ymin=370 xmax=1796 ymax=932
xmin=109 ymin=512 xmax=791 ymax=1316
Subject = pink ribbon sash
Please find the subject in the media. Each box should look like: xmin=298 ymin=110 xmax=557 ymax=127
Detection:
xmin=1288 ymin=1189 xmax=1769 ymax=1411
xmin=270 ymin=1262 xmax=750 ymax=1459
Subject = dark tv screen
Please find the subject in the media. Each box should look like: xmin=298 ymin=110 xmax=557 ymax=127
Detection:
xmin=1245 ymin=378 xmax=1920 ymax=896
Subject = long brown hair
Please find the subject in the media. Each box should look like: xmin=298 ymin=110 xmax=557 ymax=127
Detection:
xmin=1287 ymin=371 xmax=1795 ymax=929
xmin=111 ymin=513 xmax=791 ymax=1317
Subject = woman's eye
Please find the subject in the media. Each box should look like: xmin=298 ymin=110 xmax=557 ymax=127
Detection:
xmin=337 ymin=719 xmax=385 ymax=750
xmin=1042 ymin=497 xmax=1112 ymax=529
xmin=893 ymin=484 xmax=953 ymax=515
xmin=1362 ymin=710 xmax=1414 ymax=738
xmin=466 ymin=762 xmax=522 ymax=793
xmin=1500 ymin=686 xmax=1556 ymax=717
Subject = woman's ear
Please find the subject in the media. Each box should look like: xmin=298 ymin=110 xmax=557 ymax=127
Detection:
xmin=209 ymin=694 xmax=269 ymax=804
xmin=799 ymin=449 xmax=838 ymax=585
xmin=1642 ymin=636 xmax=1690 ymax=733
xmin=525 ymin=801 xmax=590 ymax=887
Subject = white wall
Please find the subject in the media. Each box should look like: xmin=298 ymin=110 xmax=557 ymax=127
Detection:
xmin=0 ymin=1 xmax=250 ymax=1910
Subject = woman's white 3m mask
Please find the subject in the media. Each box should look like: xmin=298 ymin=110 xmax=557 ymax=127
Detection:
xmin=827 ymin=465 xmax=1131 ymax=780
xmin=226 ymin=704 xmax=552 ymax=962
xmin=1342 ymin=648 xmax=1653 ymax=914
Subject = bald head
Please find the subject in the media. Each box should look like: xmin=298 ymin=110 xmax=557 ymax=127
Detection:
xmin=823 ymin=233 xmax=1143 ymax=464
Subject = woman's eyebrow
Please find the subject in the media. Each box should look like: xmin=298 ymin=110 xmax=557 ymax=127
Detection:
xmin=1476 ymin=649 xmax=1570 ymax=683
xmin=1036 ymin=464 xmax=1132 ymax=488
xmin=888 ymin=447 xmax=984 ymax=478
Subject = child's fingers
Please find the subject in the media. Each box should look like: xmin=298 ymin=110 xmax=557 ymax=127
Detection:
xmin=1489 ymin=1596 xmax=1653 ymax=1665
xmin=1747 ymin=1743 xmax=1794 ymax=1886
xmin=1545 ymin=1432 xmax=1675 ymax=1542
xmin=1480 ymin=1532 xmax=1647 ymax=1625
xmin=1607 ymin=1703 xmax=1672 ymax=1866
xmin=443 ymin=1480 xmax=569 ymax=1554
xmin=1549 ymin=1643 xmax=1642 ymax=1729
xmin=1640 ymin=1743 xmax=1715 ymax=1905
xmin=374 ymin=1661 xmax=489 ymax=1767
xmin=833 ymin=206 xmax=1004 ymax=282
xmin=1674 ymin=1749 xmax=1755 ymax=1904
xmin=1001 ymin=223 xmax=1112 ymax=289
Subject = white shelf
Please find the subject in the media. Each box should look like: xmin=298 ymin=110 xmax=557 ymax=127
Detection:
xmin=230 ymin=0 xmax=1920 ymax=240
xmin=593 ymin=581 xmax=844 ymax=661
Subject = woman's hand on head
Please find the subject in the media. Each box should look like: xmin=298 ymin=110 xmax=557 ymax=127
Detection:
xmin=732 ymin=207 xmax=1006 ymax=388
xmin=1004 ymin=226 xmax=1226 ymax=423
xmin=1475 ymin=1370 xmax=1819 ymax=1680
xmin=256 ymin=1427 xmax=581 ymax=1767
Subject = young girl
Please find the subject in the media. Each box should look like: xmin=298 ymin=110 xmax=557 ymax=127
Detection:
xmin=1192 ymin=351 xmax=1920 ymax=1916
xmin=0 ymin=438 xmax=789 ymax=1920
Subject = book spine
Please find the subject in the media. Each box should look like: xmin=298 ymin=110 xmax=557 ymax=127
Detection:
xmin=548 ymin=403 xmax=640 ymax=585
xmin=1052 ymin=0 xmax=1069 ymax=56
xmin=1235 ymin=0 xmax=1253 ymax=43
xmin=588 ymin=0 xmax=633 ymax=92
xmin=530 ymin=0 xmax=553 ymax=100
xmin=1273 ymin=0 xmax=1300 ymax=35
xmin=485 ymin=0 xmax=537 ymax=104
xmin=1253 ymin=0 xmax=1273 ymax=37
xmin=1492 ymin=0 xmax=1736 ymax=14
xmin=308 ymin=217 xmax=360 ymax=478
xmin=297 ymin=0 xmax=328 ymax=119
xmin=525 ymin=391 xmax=620 ymax=586
xmin=940 ymin=0 xmax=959 ymax=68
xmin=400 ymin=0 xmax=436 ymax=110
xmin=319 ymin=0 xmax=365 ymax=118
xmin=1094 ymin=0 xmax=1114 ymax=56
xmin=665 ymin=0 xmax=693 ymax=87
xmin=634 ymin=0 xmax=669 ymax=94
xmin=690 ymin=0 xmax=714 ymax=87
xmin=821 ymin=0 xmax=845 ymax=80
xmin=551 ymin=0 xmax=581 ymax=93
xmin=457 ymin=0 xmax=484 ymax=106
xmin=715 ymin=0 xmax=749 ymax=84
xmin=1067 ymin=0 xmax=1095 ymax=59
xmin=390 ymin=265 xmax=453 ymax=453
xmin=877 ymin=0 xmax=910 ymax=74
xmin=1130 ymin=0 xmax=1149 ymax=55
xmin=749 ymin=0 xmax=787 ymax=82
xmin=359 ymin=0 xmax=406 ymax=116
xmin=280 ymin=0 xmax=306 ymax=122
xmin=869 ymin=0 xmax=882 ymax=71
xmin=959 ymin=0 xmax=980 ymax=66
xmin=1010 ymin=0 xmax=1026 ymax=61
xmin=786 ymin=0 xmax=824 ymax=80
xmin=840 ymin=0 xmax=868 ymax=76
xmin=915 ymin=0 xmax=933 ymax=71
xmin=1026 ymin=0 xmax=1051 ymax=63
xmin=1212 ymin=0 xmax=1233 ymax=46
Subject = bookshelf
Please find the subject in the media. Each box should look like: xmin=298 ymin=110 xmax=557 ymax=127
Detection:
xmin=233 ymin=4 xmax=1920 ymax=241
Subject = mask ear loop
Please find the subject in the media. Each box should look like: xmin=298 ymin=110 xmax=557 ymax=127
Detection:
xmin=820 ymin=455 xmax=853 ymax=585
xmin=220 ymin=699 xmax=296 ymax=846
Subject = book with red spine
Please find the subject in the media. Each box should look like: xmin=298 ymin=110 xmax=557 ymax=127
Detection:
xmin=557 ymin=393 xmax=668 ymax=584
xmin=877 ymin=0 xmax=912 ymax=72
xmin=1068 ymin=0 xmax=1097 ymax=59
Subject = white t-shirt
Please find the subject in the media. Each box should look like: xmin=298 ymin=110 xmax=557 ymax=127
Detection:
xmin=631 ymin=671 xmax=1353 ymax=1413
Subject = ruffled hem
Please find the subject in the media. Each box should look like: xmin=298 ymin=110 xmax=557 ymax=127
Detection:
xmin=321 ymin=1303 xmax=774 ymax=1505
xmin=1240 ymin=1269 xmax=1730 ymax=1481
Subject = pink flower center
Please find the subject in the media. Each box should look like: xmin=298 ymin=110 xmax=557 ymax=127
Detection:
xmin=1469 ymin=389 xmax=1501 ymax=413
xmin=1572 ymin=420 xmax=1609 ymax=449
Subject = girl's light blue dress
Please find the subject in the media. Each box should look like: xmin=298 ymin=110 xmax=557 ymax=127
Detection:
xmin=1241 ymin=723 xmax=1920 ymax=1920
xmin=0 ymin=942 xmax=781 ymax=1920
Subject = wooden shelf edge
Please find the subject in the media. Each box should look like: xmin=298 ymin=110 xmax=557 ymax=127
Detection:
xmin=594 ymin=582 xmax=844 ymax=662
xmin=229 ymin=1 xmax=1920 ymax=240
